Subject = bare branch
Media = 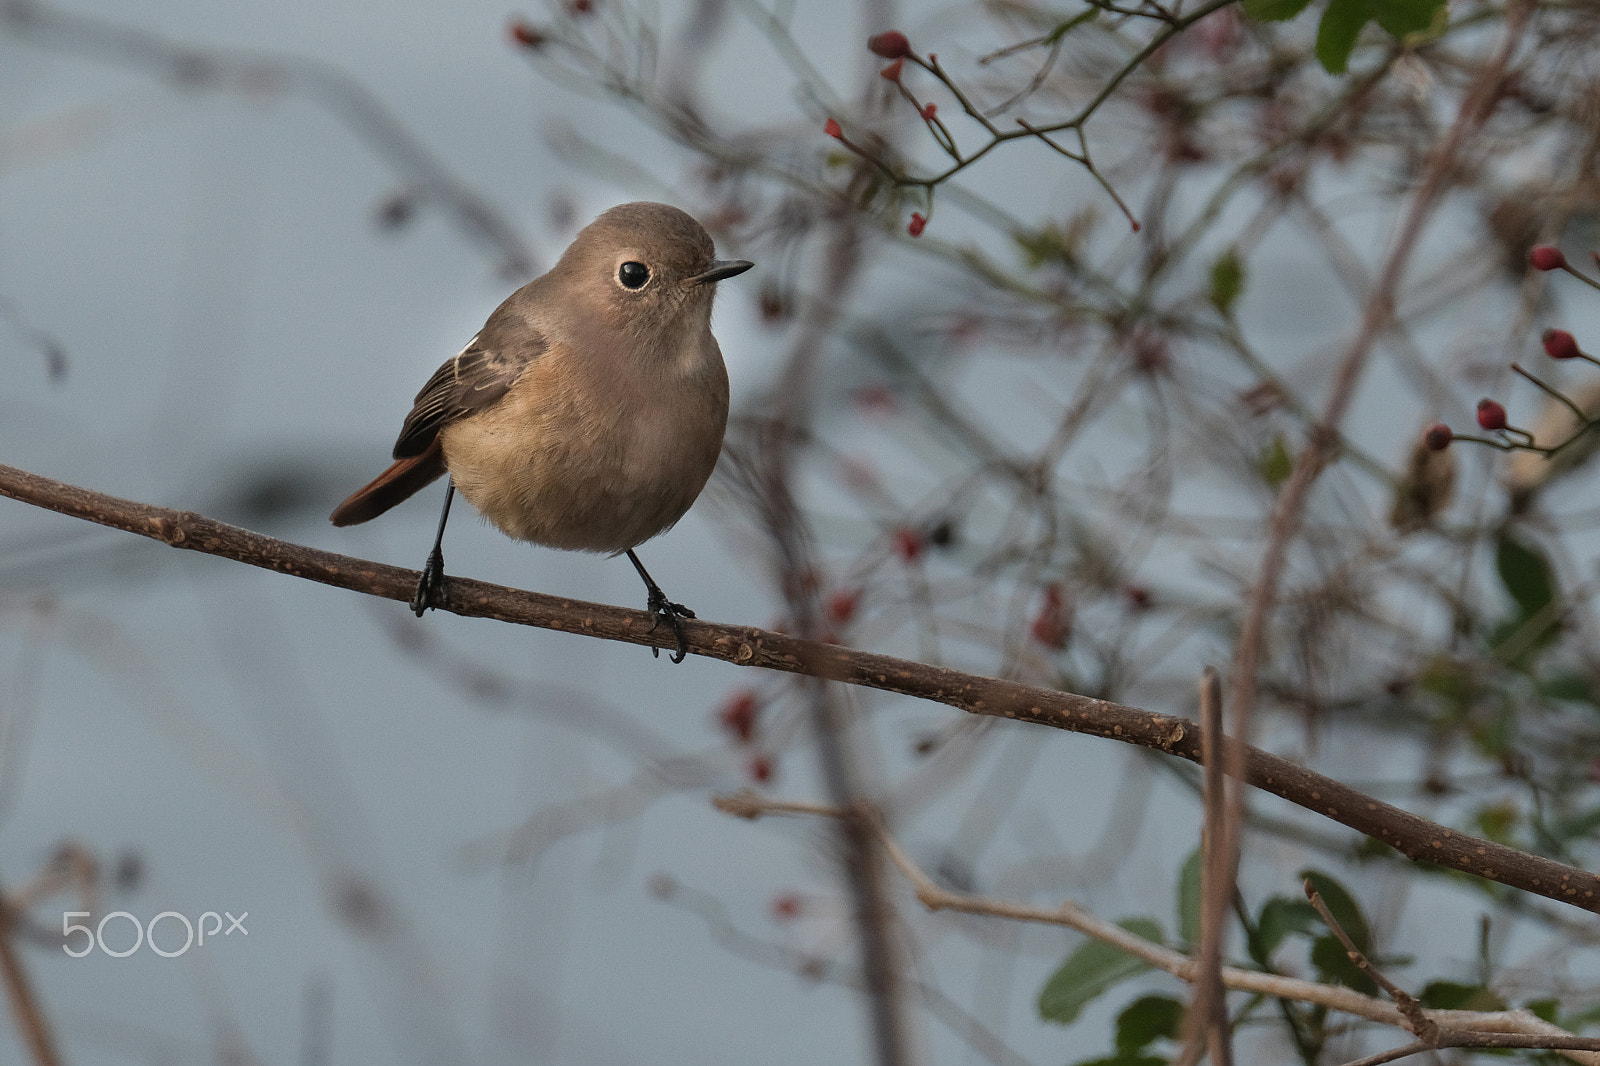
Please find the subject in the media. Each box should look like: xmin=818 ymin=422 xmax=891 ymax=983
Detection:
xmin=5 ymin=461 xmax=1600 ymax=917
xmin=0 ymin=881 xmax=62 ymax=1066
xmin=1225 ymin=0 xmax=1534 ymax=871
xmin=719 ymin=791 xmax=1600 ymax=1066
xmin=1304 ymin=882 xmax=1438 ymax=1043
xmin=1184 ymin=667 xmax=1234 ymax=1066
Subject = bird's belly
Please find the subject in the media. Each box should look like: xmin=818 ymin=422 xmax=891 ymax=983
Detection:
xmin=438 ymin=378 xmax=722 ymax=554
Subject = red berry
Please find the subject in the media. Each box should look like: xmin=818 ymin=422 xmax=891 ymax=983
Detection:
xmin=908 ymin=212 xmax=927 ymax=237
xmin=892 ymin=527 xmax=924 ymax=562
xmin=771 ymin=893 xmax=802 ymax=921
xmin=1543 ymin=328 xmax=1580 ymax=360
xmin=718 ymin=690 xmax=759 ymax=744
xmin=1476 ymin=399 xmax=1508 ymax=431
xmin=879 ymin=58 xmax=903 ymax=82
xmin=1124 ymin=585 xmax=1151 ymax=609
xmin=508 ymin=19 xmax=547 ymax=48
xmin=853 ymin=383 xmax=895 ymax=414
xmin=824 ymin=117 xmax=842 ymax=139
xmin=748 ymin=755 xmax=774 ymax=784
xmin=867 ymin=30 xmax=910 ymax=59
xmin=1529 ymin=245 xmax=1567 ymax=271
xmin=827 ymin=589 xmax=859 ymax=626
xmin=920 ymin=102 xmax=937 ymax=120
xmin=1423 ymin=423 xmax=1453 ymax=451
xmin=1029 ymin=584 xmax=1071 ymax=649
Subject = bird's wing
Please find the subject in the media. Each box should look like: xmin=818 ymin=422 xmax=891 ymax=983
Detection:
xmin=391 ymin=329 xmax=547 ymax=459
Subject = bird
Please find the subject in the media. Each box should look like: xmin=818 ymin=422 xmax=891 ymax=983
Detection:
xmin=330 ymin=202 xmax=752 ymax=662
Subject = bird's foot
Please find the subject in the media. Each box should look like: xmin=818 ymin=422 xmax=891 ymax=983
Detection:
xmin=644 ymin=586 xmax=696 ymax=664
xmin=411 ymin=546 xmax=447 ymax=617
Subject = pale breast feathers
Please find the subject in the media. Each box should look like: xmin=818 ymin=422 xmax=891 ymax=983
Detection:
xmin=392 ymin=331 xmax=547 ymax=459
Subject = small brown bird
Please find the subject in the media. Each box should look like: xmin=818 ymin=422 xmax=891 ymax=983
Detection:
xmin=331 ymin=202 xmax=751 ymax=662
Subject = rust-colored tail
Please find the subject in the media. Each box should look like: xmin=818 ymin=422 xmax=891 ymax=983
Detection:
xmin=330 ymin=440 xmax=447 ymax=526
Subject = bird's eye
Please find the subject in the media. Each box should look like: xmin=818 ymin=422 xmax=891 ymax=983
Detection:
xmin=618 ymin=261 xmax=651 ymax=289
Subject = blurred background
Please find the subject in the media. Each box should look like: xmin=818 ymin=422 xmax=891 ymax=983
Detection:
xmin=4 ymin=0 xmax=1600 ymax=1063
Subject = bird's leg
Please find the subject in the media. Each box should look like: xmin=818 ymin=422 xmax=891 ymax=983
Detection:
xmin=411 ymin=480 xmax=455 ymax=617
xmin=625 ymin=549 xmax=694 ymax=663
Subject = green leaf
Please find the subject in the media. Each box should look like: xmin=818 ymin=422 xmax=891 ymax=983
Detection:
xmin=1562 ymin=1000 xmax=1600 ymax=1030
xmin=1299 ymin=869 xmax=1371 ymax=952
xmin=1536 ymin=672 xmax=1594 ymax=704
xmin=1015 ymin=226 xmax=1066 ymax=270
xmin=1242 ymin=0 xmax=1316 ymax=21
xmin=1524 ymin=998 xmax=1560 ymax=1025
xmin=1418 ymin=981 xmax=1506 ymax=1012
xmin=1260 ymin=435 xmax=1293 ymax=488
xmin=1310 ymin=933 xmax=1379 ymax=994
xmin=1039 ymin=918 xmax=1164 ymax=1026
xmin=1177 ymin=848 xmax=1202 ymax=948
xmin=1475 ymin=800 xmax=1518 ymax=845
xmin=1418 ymin=654 xmax=1476 ymax=706
xmin=1315 ymin=0 xmax=1370 ymax=74
xmin=1210 ymin=247 xmax=1246 ymax=315
xmin=1116 ymin=995 xmax=1186 ymax=1051
xmin=1496 ymin=534 xmax=1557 ymax=620
xmin=1257 ymin=896 xmax=1319 ymax=957
xmin=1370 ymin=0 xmax=1445 ymax=37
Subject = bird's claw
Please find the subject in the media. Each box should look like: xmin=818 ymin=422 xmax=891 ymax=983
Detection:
xmin=411 ymin=546 xmax=447 ymax=617
xmin=645 ymin=588 xmax=695 ymax=664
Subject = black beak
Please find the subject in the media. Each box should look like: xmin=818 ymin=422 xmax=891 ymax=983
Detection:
xmin=690 ymin=259 xmax=754 ymax=285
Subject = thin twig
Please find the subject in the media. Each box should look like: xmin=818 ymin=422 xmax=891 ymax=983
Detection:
xmin=716 ymin=790 xmax=1600 ymax=1066
xmin=1511 ymin=362 xmax=1589 ymax=422
xmin=0 ymin=886 xmax=62 ymax=1066
xmin=1302 ymin=880 xmax=1600 ymax=1062
xmin=1303 ymin=881 xmax=1438 ymax=1043
xmin=1225 ymin=0 xmax=1534 ymax=875
xmin=1335 ymin=1042 xmax=1431 ymax=1066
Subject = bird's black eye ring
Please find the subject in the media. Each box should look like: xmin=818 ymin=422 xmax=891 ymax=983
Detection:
xmin=618 ymin=261 xmax=651 ymax=290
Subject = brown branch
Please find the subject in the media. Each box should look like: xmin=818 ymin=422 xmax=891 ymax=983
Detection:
xmin=5 ymin=461 xmax=1600 ymax=916
xmin=1226 ymin=0 xmax=1533 ymax=792
xmin=1336 ymin=1043 xmax=1432 ymax=1066
xmin=0 ymin=890 xmax=62 ymax=1066
xmin=721 ymin=792 xmax=1600 ymax=1066
xmin=1184 ymin=667 xmax=1234 ymax=1066
xmin=1304 ymin=881 xmax=1438 ymax=1044
xmin=1305 ymin=878 xmax=1600 ymax=1064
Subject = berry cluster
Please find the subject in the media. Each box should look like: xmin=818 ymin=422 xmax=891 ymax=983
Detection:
xmin=823 ymin=30 xmax=950 ymax=238
xmin=1423 ymin=245 xmax=1600 ymax=457
xmin=715 ymin=689 xmax=775 ymax=784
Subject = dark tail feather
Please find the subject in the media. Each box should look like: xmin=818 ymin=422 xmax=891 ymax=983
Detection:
xmin=330 ymin=440 xmax=447 ymax=526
